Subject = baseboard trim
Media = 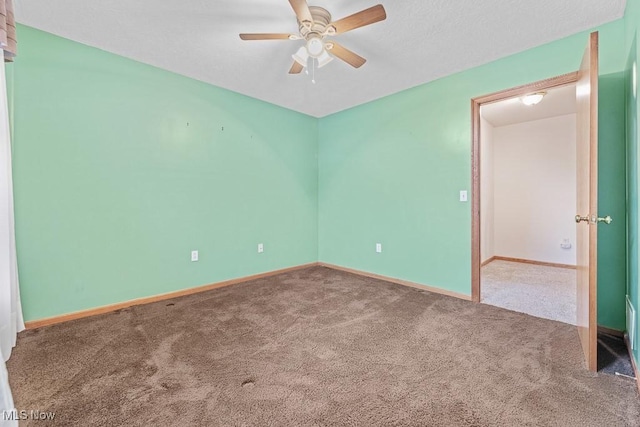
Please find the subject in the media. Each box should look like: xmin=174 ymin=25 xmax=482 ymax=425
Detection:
xmin=624 ymin=334 xmax=640 ymax=394
xmin=489 ymin=256 xmax=576 ymax=270
xmin=481 ymin=256 xmax=496 ymax=267
xmin=319 ymin=263 xmax=472 ymax=301
xmin=24 ymin=262 xmax=320 ymax=330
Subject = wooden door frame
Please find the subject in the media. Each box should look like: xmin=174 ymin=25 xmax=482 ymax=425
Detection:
xmin=470 ymin=72 xmax=579 ymax=303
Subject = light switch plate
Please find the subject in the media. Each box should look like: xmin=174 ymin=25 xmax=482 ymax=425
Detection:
xmin=258 ymin=243 xmax=264 ymax=253
xmin=459 ymin=191 xmax=468 ymax=202
xmin=376 ymin=243 xmax=382 ymax=253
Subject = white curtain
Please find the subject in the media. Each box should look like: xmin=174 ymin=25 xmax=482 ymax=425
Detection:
xmin=0 ymin=2 xmax=21 ymax=422
xmin=0 ymin=54 xmax=21 ymax=427
xmin=0 ymin=53 xmax=23 ymax=362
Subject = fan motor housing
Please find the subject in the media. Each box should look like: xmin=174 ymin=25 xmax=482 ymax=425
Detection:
xmin=298 ymin=6 xmax=332 ymax=39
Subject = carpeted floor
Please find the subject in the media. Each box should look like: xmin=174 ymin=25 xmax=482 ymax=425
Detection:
xmin=481 ymin=260 xmax=576 ymax=325
xmin=7 ymin=266 xmax=640 ymax=426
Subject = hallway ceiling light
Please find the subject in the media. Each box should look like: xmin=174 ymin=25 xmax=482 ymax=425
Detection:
xmin=520 ymin=92 xmax=546 ymax=106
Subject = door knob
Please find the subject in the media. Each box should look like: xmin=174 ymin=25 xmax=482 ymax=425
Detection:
xmin=597 ymin=215 xmax=613 ymax=224
xmin=575 ymin=215 xmax=589 ymax=223
xmin=575 ymin=214 xmax=612 ymax=224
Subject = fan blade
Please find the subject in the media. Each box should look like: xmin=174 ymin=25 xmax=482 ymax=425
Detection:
xmin=239 ymin=33 xmax=293 ymax=40
xmin=289 ymin=0 xmax=313 ymax=23
xmin=289 ymin=61 xmax=304 ymax=74
xmin=330 ymin=4 xmax=386 ymax=34
xmin=328 ymin=42 xmax=367 ymax=68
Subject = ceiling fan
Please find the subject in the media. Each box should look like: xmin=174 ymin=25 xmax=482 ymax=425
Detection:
xmin=239 ymin=0 xmax=387 ymax=74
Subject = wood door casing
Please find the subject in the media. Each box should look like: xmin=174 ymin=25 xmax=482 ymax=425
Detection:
xmin=575 ymin=32 xmax=599 ymax=372
xmin=470 ymin=72 xmax=579 ymax=303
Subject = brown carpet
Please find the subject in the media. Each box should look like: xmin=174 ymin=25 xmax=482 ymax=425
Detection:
xmin=7 ymin=266 xmax=640 ymax=426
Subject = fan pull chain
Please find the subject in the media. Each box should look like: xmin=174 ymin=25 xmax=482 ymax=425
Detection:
xmin=312 ymin=59 xmax=316 ymax=84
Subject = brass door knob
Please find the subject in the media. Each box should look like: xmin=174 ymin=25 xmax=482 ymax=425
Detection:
xmin=575 ymin=215 xmax=589 ymax=223
xmin=597 ymin=215 xmax=613 ymax=224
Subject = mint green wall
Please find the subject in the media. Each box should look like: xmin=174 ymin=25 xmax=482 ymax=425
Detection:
xmin=12 ymin=26 xmax=318 ymax=321
xmin=318 ymin=20 xmax=627 ymax=329
xmin=624 ymin=0 xmax=640 ymax=366
xmin=598 ymin=71 xmax=627 ymax=330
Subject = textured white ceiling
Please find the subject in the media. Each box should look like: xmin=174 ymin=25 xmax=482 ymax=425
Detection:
xmin=481 ymin=84 xmax=577 ymax=127
xmin=16 ymin=1 xmax=626 ymax=117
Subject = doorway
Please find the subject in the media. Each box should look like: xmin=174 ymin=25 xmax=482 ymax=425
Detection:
xmin=478 ymin=83 xmax=578 ymax=325
xmin=470 ymin=33 xmax=600 ymax=371
xmin=470 ymin=71 xmax=579 ymax=300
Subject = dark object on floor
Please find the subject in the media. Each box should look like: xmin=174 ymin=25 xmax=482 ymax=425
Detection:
xmin=598 ymin=332 xmax=636 ymax=378
xmin=7 ymin=267 xmax=640 ymax=426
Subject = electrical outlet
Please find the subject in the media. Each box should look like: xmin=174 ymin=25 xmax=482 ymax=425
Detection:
xmin=191 ymin=250 xmax=199 ymax=262
xmin=376 ymin=243 xmax=382 ymax=253
xmin=560 ymin=239 xmax=572 ymax=249
xmin=258 ymin=243 xmax=264 ymax=253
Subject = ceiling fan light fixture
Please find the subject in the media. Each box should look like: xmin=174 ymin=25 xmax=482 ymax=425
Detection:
xmin=292 ymin=46 xmax=309 ymax=67
xmin=521 ymin=92 xmax=546 ymax=106
xmin=239 ymin=2 xmax=387 ymax=75
xmin=317 ymin=50 xmax=334 ymax=68
xmin=306 ymin=37 xmax=324 ymax=57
